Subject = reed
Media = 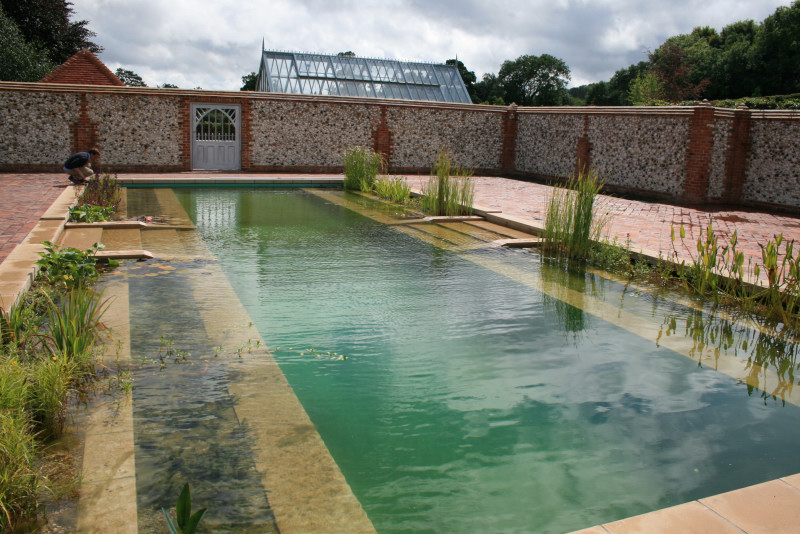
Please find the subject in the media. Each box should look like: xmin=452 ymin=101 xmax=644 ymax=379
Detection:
xmin=343 ymin=146 xmax=384 ymax=192
xmin=420 ymin=150 xmax=474 ymax=216
xmin=373 ymin=176 xmax=411 ymax=203
xmin=541 ymin=169 xmax=606 ymax=261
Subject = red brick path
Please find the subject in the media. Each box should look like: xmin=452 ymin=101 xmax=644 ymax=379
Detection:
xmin=0 ymin=174 xmax=71 ymax=263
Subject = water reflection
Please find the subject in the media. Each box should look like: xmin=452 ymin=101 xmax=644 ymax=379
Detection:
xmin=659 ymin=307 xmax=799 ymax=404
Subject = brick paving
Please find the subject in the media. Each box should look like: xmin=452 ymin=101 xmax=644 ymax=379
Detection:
xmin=0 ymin=173 xmax=72 ymax=263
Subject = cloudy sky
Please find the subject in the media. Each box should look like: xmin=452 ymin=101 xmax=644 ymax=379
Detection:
xmin=73 ymin=0 xmax=789 ymax=91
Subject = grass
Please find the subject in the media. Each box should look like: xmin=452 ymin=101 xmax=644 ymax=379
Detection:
xmin=420 ymin=150 xmax=475 ymax=216
xmin=541 ymin=169 xmax=608 ymax=261
xmin=343 ymin=146 xmax=384 ymax=192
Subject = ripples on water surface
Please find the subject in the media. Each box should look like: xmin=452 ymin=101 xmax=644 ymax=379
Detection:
xmin=128 ymin=188 xmax=800 ymax=534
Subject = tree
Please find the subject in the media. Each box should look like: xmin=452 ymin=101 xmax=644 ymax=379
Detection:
xmin=497 ymin=54 xmax=570 ymax=106
xmin=649 ymin=41 xmax=710 ymax=102
xmin=753 ymin=0 xmax=800 ymax=95
xmin=115 ymin=68 xmax=147 ymax=87
xmin=0 ymin=5 xmax=54 ymax=81
xmin=446 ymin=59 xmax=478 ymax=103
xmin=240 ymin=71 xmax=257 ymax=91
xmin=1 ymin=0 xmax=101 ymax=65
xmin=337 ymin=51 xmax=356 ymax=57
xmin=472 ymin=73 xmax=505 ymax=105
xmin=159 ymin=83 xmax=178 ymax=88
xmin=628 ymin=72 xmax=662 ymax=105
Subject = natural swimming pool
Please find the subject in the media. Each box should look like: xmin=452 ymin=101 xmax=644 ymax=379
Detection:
xmin=119 ymin=187 xmax=800 ymax=533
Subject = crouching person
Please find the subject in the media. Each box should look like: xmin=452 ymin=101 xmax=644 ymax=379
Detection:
xmin=64 ymin=148 xmax=100 ymax=184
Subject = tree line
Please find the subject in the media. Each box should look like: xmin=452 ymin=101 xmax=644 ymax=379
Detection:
xmin=459 ymin=1 xmax=800 ymax=107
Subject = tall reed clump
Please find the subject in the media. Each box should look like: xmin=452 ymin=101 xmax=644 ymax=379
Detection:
xmin=541 ymin=169 xmax=606 ymax=261
xmin=420 ymin=149 xmax=475 ymax=216
xmin=343 ymin=146 xmax=385 ymax=192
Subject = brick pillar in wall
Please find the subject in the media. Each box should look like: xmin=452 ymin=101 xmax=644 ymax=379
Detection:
xmin=240 ymin=99 xmax=253 ymax=170
xmin=177 ymin=97 xmax=192 ymax=171
xmin=373 ymin=106 xmax=393 ymax=168
xmin=500 ymin=103 xmax=518 ymax=174
xmin=70 ymin=93 xmax=99 ymax=154
xmin=683 ymin=102 xmax=715 ymax=203
xmin=575 ymin=115 xmax=591 ymax=175
xmin=722 ymin=104 xmax=752 ymax=204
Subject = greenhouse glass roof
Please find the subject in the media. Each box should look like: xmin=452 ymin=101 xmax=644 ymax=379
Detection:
xmin=256 ymin=51 xmax=471 ymax=103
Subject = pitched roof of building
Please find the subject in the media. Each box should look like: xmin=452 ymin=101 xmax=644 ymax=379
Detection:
xmin=256 ymin=50 xmax=471 ymax=103
xmin=40 ymin=49 xmax=125 ymax=86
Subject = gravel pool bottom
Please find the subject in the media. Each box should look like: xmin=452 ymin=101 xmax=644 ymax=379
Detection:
xmin=137 ymin=188 xmax=800 ymax=533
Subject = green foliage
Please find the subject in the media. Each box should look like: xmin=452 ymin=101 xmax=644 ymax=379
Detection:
xmin=0 ymin=410 xmax=40 ymax=531
xmin=420 ymin=150 xmax=474 ymax=216
xmin=115 ymin=67 xmax=147 ymax=87
xmin=343 ymin=146 xmax=384 ymax=192
xmin=163 ymin=483 xmax=207 ymax=534
xmin=0 ymin=4 xmax=54 ymax=81
xmin=35 ymin=241 xmax=103 ymax=288
xmin=541 ymin=169 xmax=607 ymax=261
xmin=40 ymin=288 xmax=108 ymax=364
xmin=498 ymin=53 xmax=571 ymax=106
xmin=68 ymin=204 xmax=114 ymax=223
xmin=373 ymin=176 xmax=411 ymax=204
xmin=472 ymin=73 xmax=506 ymax=105
xmin=0 ymin=0 xmax=102 ymax=65
xmin=240 ymin=71 xmax=257 ymax=91
xmin=81 ymin=173 xmax=121 ymax=209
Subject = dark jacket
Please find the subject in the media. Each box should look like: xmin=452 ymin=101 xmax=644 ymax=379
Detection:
xmin=64 ymin=152 xmax=91 ymax=170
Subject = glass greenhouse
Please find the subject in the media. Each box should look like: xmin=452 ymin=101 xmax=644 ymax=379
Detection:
xmin=256 ymin=50 xmax=471 ymax=103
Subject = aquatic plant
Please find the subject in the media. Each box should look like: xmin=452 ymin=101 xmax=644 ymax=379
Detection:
xmin=420 ymin=149 xmax=474 ymax=216
xmin=35 ymin=241 xmax=104 ymax=289
xmin=343 ymin=146 xmax=384 ymax=192
xmin=68 ymin=204 xmax=115 ymax=223
xmin=0 ymin=411 xmax=40 ymax=531
xmin=78 ymin=173 xmax=122 ymax=212
xmin=41 ymin=288 xmax=108 ymax=366
xmin=373 ymin=176 xmax=411 ymax=203
xmin=541 ymin=169 xmax=607 ymax=261
xmin=163 ymin=483 xmax=207 ymax=534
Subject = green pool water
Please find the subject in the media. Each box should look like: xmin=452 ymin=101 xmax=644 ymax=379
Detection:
xmin=127 ymin=187 xmax=800 ymax=534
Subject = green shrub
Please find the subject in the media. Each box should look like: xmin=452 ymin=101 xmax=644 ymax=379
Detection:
xmin=26 ymin=357 xmax=76 ymax=439
xmin=542 ymin=169 xmax=607 ymax=261
xmin=343 ymin=146 xmax=384 ymax=192
xmin=373 ymin=176 xmax=411 ymax=203
xmin=420 ymin=150 xmax=474 ymax=216
xmin=0 ymin=410 xmax=40 ymax=531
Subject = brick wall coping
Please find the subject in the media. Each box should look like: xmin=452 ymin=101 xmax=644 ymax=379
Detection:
xmin=4 ymin=81 xmax=799 ymax=121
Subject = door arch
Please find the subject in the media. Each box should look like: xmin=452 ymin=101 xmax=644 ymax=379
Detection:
xmin=191 ymin=103 xmax=241 ymax=170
